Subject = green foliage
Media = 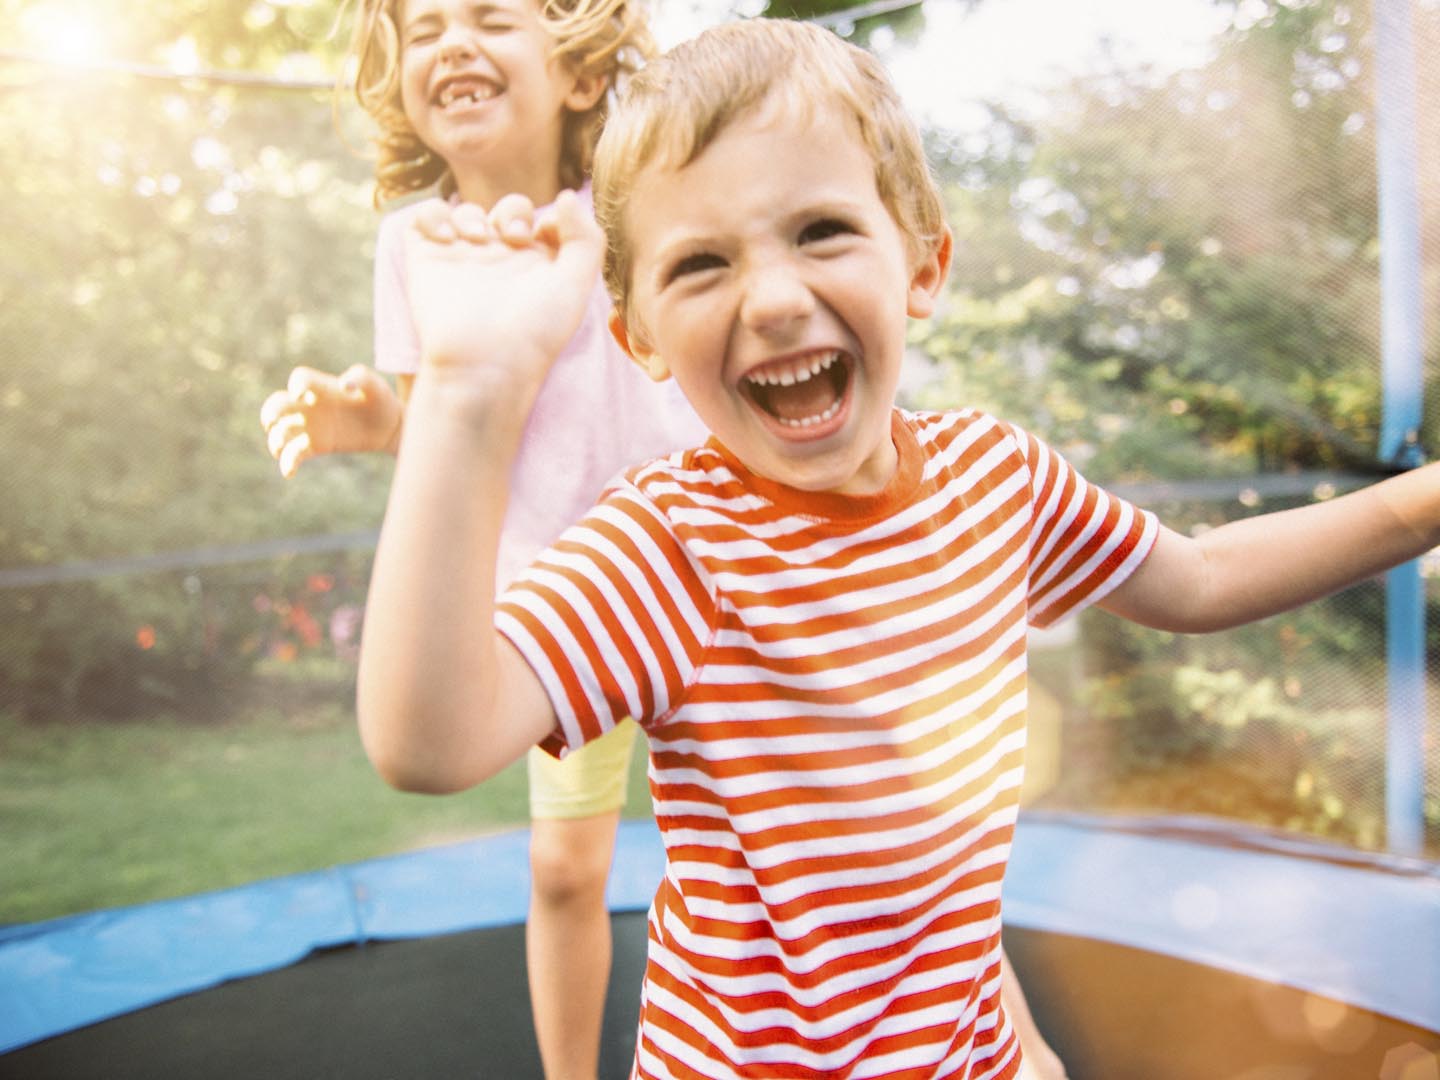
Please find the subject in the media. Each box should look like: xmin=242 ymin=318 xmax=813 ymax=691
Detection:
xmin=913 ymin=0 xmax=1399 ymax=479
xmin=3 ymin=556 xmax=377 ymax=719
xmin=761 ymin=0 xmax=934 ymax=48
xmin=1 ymin=0 xmax=350 ymax=72
xmin=911 ymin=0 xmax=1438 ymax=854
xmin=0 ymin=0 xmax=944 ymax=715
xmin=0 ymin=0 xmax=1434 ymax=860
xmin=1064 ymin=653 xmax=1393 ymax=850
xmin=0 ymin=67 xmax=391 ymax=712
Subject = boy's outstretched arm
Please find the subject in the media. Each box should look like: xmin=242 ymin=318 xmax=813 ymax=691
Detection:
xmin=1102 ymin=461 xmax=1440 ymax=633
xmin=356 ymin=193 xmax=600 ymax=793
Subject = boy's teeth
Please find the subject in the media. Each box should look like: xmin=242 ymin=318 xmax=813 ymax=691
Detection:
xmin=745 ymin=350 xmax=839 ymax=388
xmin=743 ymin=350 xmax=848 ymax=427
xmin=778 ymin=399 xmax=843 ymax=427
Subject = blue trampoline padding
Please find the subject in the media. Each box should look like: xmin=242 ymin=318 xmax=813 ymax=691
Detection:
xmin=2 ymin=815 xmax=1436 ymax=1055
xmin=0 ymin=866 xmax=362 ymax=1055
xmin=346 ymin=821 xmax=665 ymax=940
xmin=0 ymin=819 xmax=667 ymax=1055
xmin=1003 ymin=815 xmax=1440 ymax=1034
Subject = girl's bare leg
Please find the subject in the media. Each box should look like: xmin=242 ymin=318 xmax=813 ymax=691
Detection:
xmin=526 ymin=811 xmax=622 ymax=1080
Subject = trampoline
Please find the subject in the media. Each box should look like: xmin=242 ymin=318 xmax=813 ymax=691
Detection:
xmin=3 ymin=816 xmax=1436 ymax=1079
xmin=1 ymin=3 xmax=1437 ymax=1076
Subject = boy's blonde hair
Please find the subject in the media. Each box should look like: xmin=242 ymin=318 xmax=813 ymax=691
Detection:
xmin=347 ymin=0 xmax=655 ymax=206
xmin=593 ymin=18 xmax=946 ymax=322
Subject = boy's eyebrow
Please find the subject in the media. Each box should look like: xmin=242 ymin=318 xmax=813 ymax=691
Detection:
xmin=791 ymin=198 xmax=868 ymax=221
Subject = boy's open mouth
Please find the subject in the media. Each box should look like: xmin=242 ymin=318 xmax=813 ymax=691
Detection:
xmin=741 ymin=349 xmax=852 ymax=430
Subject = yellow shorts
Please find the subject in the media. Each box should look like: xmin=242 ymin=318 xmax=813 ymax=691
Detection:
xmin=527 ymin=718 xmax=641 ymax=820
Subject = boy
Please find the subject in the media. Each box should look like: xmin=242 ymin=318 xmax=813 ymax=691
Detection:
xmin=359 ymin=18 xmax=1439 ymax=1079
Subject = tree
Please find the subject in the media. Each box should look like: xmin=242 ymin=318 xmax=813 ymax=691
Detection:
xmin=914 ymin=0 xmax=1395 ymax=480
xmin=908 ymin=0 xmax=1438 ymax=851
xmin=0 ymin=8 xmax=383 ymax=712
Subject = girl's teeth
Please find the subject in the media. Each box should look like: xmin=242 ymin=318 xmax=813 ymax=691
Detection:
xmin=440 ymin=86 xmax=495 ymax=107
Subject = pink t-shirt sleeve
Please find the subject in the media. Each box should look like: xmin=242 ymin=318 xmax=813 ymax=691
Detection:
xmin=372 ymin=204 xmax=421 ymax=375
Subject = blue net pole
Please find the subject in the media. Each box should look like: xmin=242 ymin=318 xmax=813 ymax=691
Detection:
xmin=1374 ymin=0 xmax=1427 ymax=856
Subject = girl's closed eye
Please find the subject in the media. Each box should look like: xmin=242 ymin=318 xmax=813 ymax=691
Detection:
xmin=405 ymin=22 xmax=442 ymax=46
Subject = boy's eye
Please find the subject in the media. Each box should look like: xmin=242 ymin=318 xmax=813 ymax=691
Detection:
xmin=666 ymin=253 xmax=725 ymax=283
xmin=798 ymin=218 xmax=854 ymax=244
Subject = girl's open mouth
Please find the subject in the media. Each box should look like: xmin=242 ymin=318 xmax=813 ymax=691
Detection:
xmin=435 ymin=77 xmax=501 ymax=112
xmin=740 ymin=349 xmax=853 ymax=434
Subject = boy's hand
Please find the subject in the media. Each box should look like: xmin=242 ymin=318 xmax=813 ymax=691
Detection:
xmin=259 ymin=364 xmax=403 ymax=478
xmin=403 ymin=191 xmax=603 ymax=397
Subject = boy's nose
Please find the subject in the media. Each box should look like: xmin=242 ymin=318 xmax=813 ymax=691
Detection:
xmin=739 ymin=264 xmax=815 ymax=337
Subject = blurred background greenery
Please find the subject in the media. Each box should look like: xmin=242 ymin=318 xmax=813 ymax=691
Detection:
xmin=1 ymin=0 xmax=1436 ymax=924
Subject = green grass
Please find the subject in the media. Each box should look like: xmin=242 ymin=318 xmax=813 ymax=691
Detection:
xmin=0 ymin=697 xmax=652 ymax=925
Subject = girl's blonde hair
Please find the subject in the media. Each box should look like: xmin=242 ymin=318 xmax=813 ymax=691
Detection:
xmin=593 ymin=18 xmax=946 ymax=324
xmin=346 ymin=0 xmax=655 ymax=206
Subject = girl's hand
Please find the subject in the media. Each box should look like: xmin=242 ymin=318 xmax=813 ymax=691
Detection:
xmin=403 ymin=190 xmax=604 ymax=398
xmin=259 ymin=364 xmax=403 ymax=477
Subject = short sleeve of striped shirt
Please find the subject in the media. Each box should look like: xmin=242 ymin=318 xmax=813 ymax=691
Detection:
xmin=1003 ymin=421 xmax=1159 ymax=627
xmin=495 ymin=478 xmax=715 ymax=756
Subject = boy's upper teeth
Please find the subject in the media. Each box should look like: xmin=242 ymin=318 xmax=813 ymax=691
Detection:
xmin=745 ymin=350 xmax=840 ymax=387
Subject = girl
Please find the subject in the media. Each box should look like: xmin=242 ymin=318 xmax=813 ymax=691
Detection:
xmin=262 ymin=2 xmax=702 ymax=1077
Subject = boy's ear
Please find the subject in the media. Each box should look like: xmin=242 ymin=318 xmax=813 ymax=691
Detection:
xmin=564 ymin=68 xmax=608 ymax=114
xmin=906 ymin=227 xmax=953 ymax=319
xmin=608 ymin=309 xmax=671 ymax=382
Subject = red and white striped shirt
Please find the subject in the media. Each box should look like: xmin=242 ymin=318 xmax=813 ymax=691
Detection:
xmin=497 ymin=409 xmax=1157 ymax=1080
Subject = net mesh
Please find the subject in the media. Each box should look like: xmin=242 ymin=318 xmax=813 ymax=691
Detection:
xmin=2 ymin=0 xmax=1436 ymax=901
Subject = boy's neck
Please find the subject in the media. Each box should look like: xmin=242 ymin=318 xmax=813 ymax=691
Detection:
xmin=708 ymin=410 xmax=917 ymax=516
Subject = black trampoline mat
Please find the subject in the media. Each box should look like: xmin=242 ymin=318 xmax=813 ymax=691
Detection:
xmin=1 ymin=911 xmax=650 ymax=1080
xmin=5 ymin=917 xmax=1437 ymax=1080
xmin=1002 ymin=925 xmax=1440 ymax=1080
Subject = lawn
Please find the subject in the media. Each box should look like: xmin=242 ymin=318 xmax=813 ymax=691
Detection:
xmin=0 ymin=691 xmax=653 ymax=925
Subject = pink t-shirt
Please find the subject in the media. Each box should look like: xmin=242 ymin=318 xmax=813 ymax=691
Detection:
xmin=372 ymin=186 xmax=707 ymax=589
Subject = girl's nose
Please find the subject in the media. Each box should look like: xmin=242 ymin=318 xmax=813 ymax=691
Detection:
xmin=739 ymin=263 xmax=815 ymax=337
xmin=437 ymin=25 xmax=477 ymax=62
